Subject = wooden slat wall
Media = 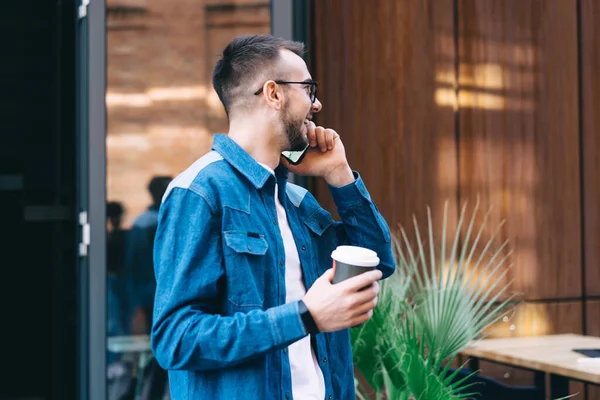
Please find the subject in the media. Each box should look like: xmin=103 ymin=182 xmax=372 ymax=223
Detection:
xmin=581 ymin=0 xmax=600 ymax=299
xmin=312 ymin=0 xmax=599 ymax=396
xmin=458 ymin=0 xmax=581 ymax=301
xmin=581 ymin=6 xmax=600 ymax=396
xmin=312 ymin=0 xmax=458 ymax=237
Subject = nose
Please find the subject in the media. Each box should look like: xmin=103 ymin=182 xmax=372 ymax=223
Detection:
xmin=311 ymin=97 xmax=322 ymax=113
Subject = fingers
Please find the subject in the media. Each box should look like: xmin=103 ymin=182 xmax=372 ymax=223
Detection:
xmin=315 ymin=127 xmax=337 ymax=152
xmin=307 ymin=121 xmax=317 ymax=147
xmin=352 ymin=281 xmax=380 ymax=304
xmin=353 ymin=310 xmax=374 ymax=326
xmin=339 ymin=269 xmax=383 ymax=292
xmin=319 ymin=268 xmax=334 ymax=283
xmin=347 ymin=282 xmax=379 ymax=315
xmin=310 ymin=125 xmax=338 ymax=152
xmin=315 ymin=126 xmax=327 ymax=152
xmin=352 ymin=295 xmax=379 ymax=316
xmin=325 ymin=129 xmax=337 ymax=151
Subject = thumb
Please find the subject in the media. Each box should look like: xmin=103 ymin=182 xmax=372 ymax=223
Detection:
xmin=319 ymin=268 xmax=334 ymax=283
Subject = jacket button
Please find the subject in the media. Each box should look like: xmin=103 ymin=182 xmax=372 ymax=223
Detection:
xmin=285 ymin=393 xmax=290 ymax=399
xmin=280 ymin=260 xmax=285 ymax=266
xmin=301 ymin=245 xmax=306 ymax=251
xmin=273 ymin=219 xmax=277 ymax=226
xmin=328 ymin=396 xmax=332 ymax=400
xmin=283 ymin=348 xmax=287 ymax=354
xmin=323 ymin=357 xmax=327 ymax=363
xmin=247 ymin=245 xmax=252 ymax=251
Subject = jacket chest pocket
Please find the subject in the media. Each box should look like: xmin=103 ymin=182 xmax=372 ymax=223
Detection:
xmin=223 ymin=230 xmax=269 ymax=309
xmin=304 ymin=208 xmax=335 ymax=237
xmin=303 ymin=208 xmax=337 ymax=275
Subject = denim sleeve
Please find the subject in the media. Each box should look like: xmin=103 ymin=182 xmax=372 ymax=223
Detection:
xmin=151 ymin=188 xmax=307 ymax=371
xmin=328 ymin=171 xmax=396 ymax=279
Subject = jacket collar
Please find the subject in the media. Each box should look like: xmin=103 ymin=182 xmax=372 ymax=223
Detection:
xmin=212 ymin=134 xmax=289 ymax=189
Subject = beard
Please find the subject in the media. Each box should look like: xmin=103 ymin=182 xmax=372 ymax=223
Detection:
xmin=282 ymin=105 xmax=309 ymax=151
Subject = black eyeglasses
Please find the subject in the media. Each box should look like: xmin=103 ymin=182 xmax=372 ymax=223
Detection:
xmin=254 ymin=80 xmax=318 ymax=103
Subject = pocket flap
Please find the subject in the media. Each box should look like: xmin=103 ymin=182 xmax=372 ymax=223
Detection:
xmin=304 ymin=208 xmax=334 ymax=236
xmin=223 ymin=231 xmax=269 ymax=255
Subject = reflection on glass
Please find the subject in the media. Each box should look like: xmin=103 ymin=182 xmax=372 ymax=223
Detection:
xmin=105 ymin=0 xmax=272 ymax=398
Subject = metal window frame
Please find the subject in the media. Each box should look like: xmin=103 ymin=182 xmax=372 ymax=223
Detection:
xmin=76 ymin=0 xmax=106 ymax=399
xmin=88 ymin=2 xmax=107 ymax=400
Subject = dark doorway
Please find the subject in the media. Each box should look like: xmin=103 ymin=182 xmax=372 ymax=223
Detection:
xmin=0 ymin=1 xmax=78 ymax=399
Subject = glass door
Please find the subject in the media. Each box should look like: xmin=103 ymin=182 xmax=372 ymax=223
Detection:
xmin=79 ymin=2 xmax=311 ymax=400
xmin=104 ymin=1 xmax=274 ymax=399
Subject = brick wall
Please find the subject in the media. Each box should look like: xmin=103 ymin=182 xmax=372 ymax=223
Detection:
xmin=106 ymin=0 xmax=270 ymax=226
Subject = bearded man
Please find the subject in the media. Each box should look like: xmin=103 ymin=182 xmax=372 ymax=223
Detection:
xmin=151 ymin=35 xmax=395 ymax=400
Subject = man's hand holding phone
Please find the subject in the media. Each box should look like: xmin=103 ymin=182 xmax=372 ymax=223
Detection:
xmin=281 ymin=121 xmax=355 ymax=187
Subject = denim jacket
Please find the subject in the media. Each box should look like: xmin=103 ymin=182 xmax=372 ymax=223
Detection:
xmin=151 ymin=134 xmax=395 ymax=400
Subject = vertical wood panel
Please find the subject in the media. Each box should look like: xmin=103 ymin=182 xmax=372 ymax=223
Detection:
xmin=581 ymin=0 xmax=600 ymax=297
xmin=484 ymin=301 xmax=583 ymax=339
xmin=311 ymin=0 xmax=458 ymax=236
xmin=311 ymin=0 xmax=597 ymax=396
xmin=583 ymin=2 xmax=600 ymax=395
xmin=589 ymin=385 xmax=600 ymax=399
xmin=457 ymin=0 xmax=581 ymax=300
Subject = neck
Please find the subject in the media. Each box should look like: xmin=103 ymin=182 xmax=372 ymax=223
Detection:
xmin=228 ymin=114 xmax=283 ymax=170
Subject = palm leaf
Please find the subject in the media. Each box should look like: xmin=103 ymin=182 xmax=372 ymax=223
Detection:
xmin=397 ymin=200 xmax=514 ymax=362
xmin=352 ymin=200 xmax=517 ymax=399
xmin=351 ymin=264 xmax=411 ymax=393
xmin=397 ymin=308 xmax=475 ymax=400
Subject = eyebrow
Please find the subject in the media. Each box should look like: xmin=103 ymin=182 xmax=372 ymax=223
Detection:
xmin=302 ymin=78 xmax=314 ymax=83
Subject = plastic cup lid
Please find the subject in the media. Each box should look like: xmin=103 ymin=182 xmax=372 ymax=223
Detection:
xmin=331 ymin=245 xmax=379 ymax=267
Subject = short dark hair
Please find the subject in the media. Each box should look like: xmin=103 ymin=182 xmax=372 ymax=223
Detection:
xmin=148 ymin=176 xmax=172 ymax=204
xmin=106 ymin=201 xmax=124 ymax=219
xmin=212 ymin=35 xmax=305 ymax=117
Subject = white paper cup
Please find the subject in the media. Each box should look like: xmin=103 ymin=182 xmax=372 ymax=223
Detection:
xmin=330 ymin=245 xmax=380 ymax=284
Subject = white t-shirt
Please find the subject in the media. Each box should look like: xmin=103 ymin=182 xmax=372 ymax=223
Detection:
xmin=260 ymin=164 xmax=325 ymax=400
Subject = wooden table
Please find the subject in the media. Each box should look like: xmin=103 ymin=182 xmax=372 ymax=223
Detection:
xmin=462 ymin=334 xmax=600 ymax=399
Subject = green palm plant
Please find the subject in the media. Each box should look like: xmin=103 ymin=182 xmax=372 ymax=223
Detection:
xmin=352 ymin=200 xmax=516 ymax=399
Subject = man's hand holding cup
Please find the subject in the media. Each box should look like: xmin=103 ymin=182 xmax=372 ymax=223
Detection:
xmin=302 ymin=246 xmax=382 ymax=332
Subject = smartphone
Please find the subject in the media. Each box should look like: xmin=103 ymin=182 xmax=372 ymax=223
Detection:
xmin=281 ymin=144 xmax=310 ymax=165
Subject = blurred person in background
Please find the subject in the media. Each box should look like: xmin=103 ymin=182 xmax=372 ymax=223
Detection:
xmin=107 ymin=200 xmax=127 ymax=340
xmin=126 ymin=176 xmax=172 ymax=335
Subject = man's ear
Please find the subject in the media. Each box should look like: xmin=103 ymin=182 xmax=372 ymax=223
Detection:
xmin=264 ymin=81 xmax=283 ymax=110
